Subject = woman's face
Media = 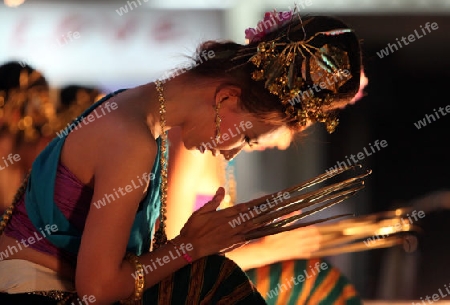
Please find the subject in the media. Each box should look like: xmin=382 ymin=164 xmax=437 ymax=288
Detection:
xmin=180 ymin=96 xmax=280 ymax=160
xmin=208 ymin=114 xmax=279 ymax=160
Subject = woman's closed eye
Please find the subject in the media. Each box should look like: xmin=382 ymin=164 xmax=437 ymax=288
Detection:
xmin=244 ymin=136 xmax=258 ymax=148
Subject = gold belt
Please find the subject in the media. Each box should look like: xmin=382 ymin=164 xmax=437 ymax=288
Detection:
xmin=28 ymin=290 xmax=78 ymax=304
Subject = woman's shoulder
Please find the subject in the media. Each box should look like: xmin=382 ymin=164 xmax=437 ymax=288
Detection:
xmin=60 ymin=100 xmax=158 ymax=186
xmin=99 ymin=117 xmax=157 ymax=155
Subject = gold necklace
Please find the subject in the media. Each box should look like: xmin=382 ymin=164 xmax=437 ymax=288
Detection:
xmin=152 ymin=80 xmax=168 ymax=250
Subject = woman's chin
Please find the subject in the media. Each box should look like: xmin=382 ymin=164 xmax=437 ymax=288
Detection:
xmin=183 ymin=142 xmax=205 ymax=154
xmin=186 ymin=150 xmax=203 ymax=157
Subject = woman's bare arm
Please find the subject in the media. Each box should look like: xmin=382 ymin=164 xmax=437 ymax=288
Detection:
xmin=74 ymin=123 xmax=200 ymax=304
xmin=74 ymin=123 xmax=251 ymax=304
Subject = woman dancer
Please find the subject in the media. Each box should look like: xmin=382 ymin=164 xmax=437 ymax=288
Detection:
xmin=0 ymin=61 xmax=54 ymax=214
xmin=0 ymin=12 xmax=363 ymax=304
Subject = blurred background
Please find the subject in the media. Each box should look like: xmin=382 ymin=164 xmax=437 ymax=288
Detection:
xmin=1 ymin=0 xmax=450 ymax=303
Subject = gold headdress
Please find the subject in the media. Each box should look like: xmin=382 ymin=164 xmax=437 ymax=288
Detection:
xmin=0 ymin=68 xmax=55 ymax=142
xmin=237 ymin=11 xmax=356 ymax=133
xmin=52 ymin=86 xmax=104 ymax=132
xmin=0 ymin=65 xmax=103 ymax=142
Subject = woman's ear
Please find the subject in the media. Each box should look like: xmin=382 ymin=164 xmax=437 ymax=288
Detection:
xmin=215 ymin=85 xmax=241 ymax=102
xmin=214 ymin=85 xmax=241 ymax=110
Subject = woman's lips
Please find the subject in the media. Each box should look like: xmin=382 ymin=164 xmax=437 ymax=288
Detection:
xmin=197 ymin=147 xmax=218 ymax=156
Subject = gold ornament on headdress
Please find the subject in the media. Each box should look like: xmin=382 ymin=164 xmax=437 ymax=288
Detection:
xmin=52 ymin=88 xmax=103 ymax=132
xmin=237 ymin=11 xmax=355 ymax=133
xmin=0 ymin=69 xmax=55 ymax=142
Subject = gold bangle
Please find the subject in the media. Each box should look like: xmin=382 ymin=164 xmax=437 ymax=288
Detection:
xmin=120 ymin=252 xmax=145 ymax=305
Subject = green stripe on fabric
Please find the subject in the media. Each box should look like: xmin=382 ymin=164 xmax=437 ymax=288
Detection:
xmin=246 ymin=259 xmax=363 ymax=305
xmin=347 ymin=296 xmax=364 ymax=305
xmin=320 ymin=271 xmax=348 ymax=304
xmin=287 ymin=259 xmax=309 ymax=305
xmin=266 ymin=261 xmax=284 ymax=305
xmin=323 ymin=272 xmax=363 ymax=305
xmin=306 ymin=259 xmax=331 ymax=303
xmin=246 ymin=268 xmax=257 ymax=284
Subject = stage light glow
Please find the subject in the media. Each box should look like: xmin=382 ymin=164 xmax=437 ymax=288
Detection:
xmin=4 ymin=0 xmax=25 ymax=8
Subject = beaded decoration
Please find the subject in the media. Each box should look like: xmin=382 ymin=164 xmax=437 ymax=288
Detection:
xmin=235 ymin=10 xmax=356 ymax=133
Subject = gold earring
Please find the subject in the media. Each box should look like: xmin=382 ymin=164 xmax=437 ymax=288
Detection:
xmin=215 ymin=102 xmax=221 ymax=142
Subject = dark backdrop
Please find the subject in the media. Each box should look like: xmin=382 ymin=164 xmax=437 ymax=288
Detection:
xmin=326 ymin=14 xmax=450 ymax=300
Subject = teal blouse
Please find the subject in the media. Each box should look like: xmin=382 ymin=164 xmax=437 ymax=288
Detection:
xmin=25 ymin=89 xmax=162 ymax=256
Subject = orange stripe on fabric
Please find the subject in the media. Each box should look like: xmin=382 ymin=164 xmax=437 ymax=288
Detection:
xmin=296 ymin=258 xmax=320 ymax=305
xmin=158 ymin=272 xmax=175 ymax=304
xmin=254 ymin=264 xmax=271 ymax=299
xmin=185 ymin=257 xmax=207 ymax=305
xmin=275 ymin=260 xmax=296 ymax=305
xmin=216 ymin=281 xmax=257 ymax=305
xmin=200 ymin=257 xmax=236 ymax=305
xmin=333 ymin=284 xmax=358 ymax=304
xmin=306 ymin=268 xmax=341 ymax=305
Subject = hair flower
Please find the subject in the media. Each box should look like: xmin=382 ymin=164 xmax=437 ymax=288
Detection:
xmin=245 ymin=10 xmax=293 ymax=43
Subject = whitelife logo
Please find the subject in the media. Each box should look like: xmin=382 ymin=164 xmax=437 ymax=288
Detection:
xmin=325 ymin=140 xmax=388 ymax=175
xmin=0 ymin=153 xmax=21 ymax=171
xmin=363 ymin=210 xmax=425 ymax=247
xmin=116 ymin=0 xmax=148 ymax=16
xmin=228 ymin=192 xmax=291 ymax=228
xmin=414 ymin=105 xmax=450 ymax=130
xmin=132 ymin=243 xmax=194 ymax=278
xmin=198 ymin=121 xmax=253 ymax=153
xmin=159 ymin=50 xmax=215 ymax=84
xmin=56 ymin=101 xmax=118 ymax=138
xmin=0 ymin=224 xmax=59 ymax=261
xmin=93 ymin=172 xmax=155 ymax=209
xmin=266 ymin=261 xmax=329 ymax=299
xmin=376 ymin=22 xmax=439 ymax=58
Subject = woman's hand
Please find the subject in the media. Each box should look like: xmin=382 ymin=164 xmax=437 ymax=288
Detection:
xmin=178 ymin=187 xmax=255 ymax=259
xmin=260 ymin=225 xmax=322 ymax=262
xmin=225 ymin=224 xmax=322 ymax=270
xmin=258 ymin=210 xmax=322 ymax=262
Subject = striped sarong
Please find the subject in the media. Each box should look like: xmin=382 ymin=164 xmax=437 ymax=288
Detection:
xmin=246 ymin=258 xmax=362 ymax=305
xmin=143 ymin=254 xmax=267 ymax=304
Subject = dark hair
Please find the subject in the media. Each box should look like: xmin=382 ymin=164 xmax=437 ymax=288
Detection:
xmin=58 ymin=84 xmax=101 ymax=113
xmin=54 ymin=84 xmax=103 ymax=132
xmin=0 ymin=61 xmax=51 ymax=143
xmin=189 ymin=15 xmax=362 ymax=132
xmin=0 ymin=61 xmax=49 ymax=96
